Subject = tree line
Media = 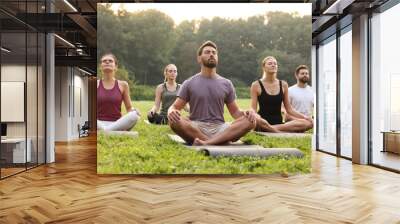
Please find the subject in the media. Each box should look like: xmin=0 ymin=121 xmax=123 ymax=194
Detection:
xmin=98 ymin=4 xmax=311 ymax=87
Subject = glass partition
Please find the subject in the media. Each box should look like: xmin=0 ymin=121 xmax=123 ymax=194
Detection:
xmin=371 ymin=3 xmax=400 ymax=171
xmin=317 ymin=35 xmax=337 ymax=155
xmin=0 ymin=1 xmax=46 ymax=179
xmin=339 ymin=27 xmax=352 ymax=158
xmin=1 ymin=31 xmax=28 ymax=177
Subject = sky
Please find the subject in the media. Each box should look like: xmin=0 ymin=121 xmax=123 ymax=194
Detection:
xmin=106 ymin=3 xmax=311 ymax=25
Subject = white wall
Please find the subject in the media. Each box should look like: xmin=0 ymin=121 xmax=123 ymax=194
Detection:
xmin=54 ymin=67 xmax=89 ymax=141
xmin=1 ymin=65 xmax=27 ymax=138
xmin=54 ymin=67 xmax=69 ymax=141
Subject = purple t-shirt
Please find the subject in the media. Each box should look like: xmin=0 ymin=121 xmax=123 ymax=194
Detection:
xmin=178 ymin=73 xmax=236 ymax=124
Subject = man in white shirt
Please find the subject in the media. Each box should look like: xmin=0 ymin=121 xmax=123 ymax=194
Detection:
xmin=286 ymin=65 xmax=314 ymax=122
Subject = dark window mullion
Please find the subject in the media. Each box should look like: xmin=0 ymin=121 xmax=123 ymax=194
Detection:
xmin=315 ymin=45 xmax=319 ymax=151
xmin=25 ymin=0 xmax=28 ymax=171
xmin=367 ymin=10 xmax=373 ymax=165
xmin=336 ymin=24 xmax=341 ymax=157
xmin=36 ymin=0 xmax=39 ymax=167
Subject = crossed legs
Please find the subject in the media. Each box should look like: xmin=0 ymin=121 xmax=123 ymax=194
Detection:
xmin=193 ymin=117 xmax=255 ymax=145
xmin=169 ymin=116 xmax=255 ymax=145
xmin=255 ymin=115 xmax=313 ymax=133
xmin=97 ymin=111 xmax=139 ymax=131
xmin=169 ymin=117 xmax=208 ymax=144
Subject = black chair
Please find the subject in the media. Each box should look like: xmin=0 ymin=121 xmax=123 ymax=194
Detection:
xmin=79 ymin=121 xmax=90 ymax=138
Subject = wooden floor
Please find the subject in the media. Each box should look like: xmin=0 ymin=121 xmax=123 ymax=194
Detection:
xmin=1 ymin=167 xmax=26 ymax=178
xmin=373 ymin=151 xmax=400 ymax=171
xmin=1 ymin=135 xmax=400 ymax=223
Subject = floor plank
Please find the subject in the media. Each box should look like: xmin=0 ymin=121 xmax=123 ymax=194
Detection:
xmin=0 ymin=135 xmax=399 ymax=223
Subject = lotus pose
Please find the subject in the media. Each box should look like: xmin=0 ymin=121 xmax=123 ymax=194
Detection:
xmin=97 ymin=53 xmax=139 ymax=131
xmin=147 ymin=64 xmax=181 ymax=125
xmin=250 ymin=56 xmax=313 ymax=133
xmin=286 ymin=64 xmax=314 ymax=122
xmin=168 ymin=41 xmax=256 ymax=145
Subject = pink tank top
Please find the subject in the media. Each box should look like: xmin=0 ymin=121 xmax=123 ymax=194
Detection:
xmin=97 ymin=80 xmax=123 ymax=121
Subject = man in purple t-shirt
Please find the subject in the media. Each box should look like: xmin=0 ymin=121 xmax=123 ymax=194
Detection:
xmin=168 ymin=41 xmax=257 ymax=145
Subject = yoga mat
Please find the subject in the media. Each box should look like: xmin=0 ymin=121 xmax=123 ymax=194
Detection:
xmin=168 ymin=134 xmax=303 ymax=158
xmin=101 ymin=130 xmax=139 ymax=137
xmin=255 ymin=132 xmax=312 ymax=138
xmin=167 ymin=134 xmax=243 ymax=145
xmin=197 ymin=146 xmax=304 ymax=158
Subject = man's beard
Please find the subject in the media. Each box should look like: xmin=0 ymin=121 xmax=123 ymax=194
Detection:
xmin=203 ymin=58 xmax=217 ymax=68
xmin=299 ymin=77 xmax=309 ymax=84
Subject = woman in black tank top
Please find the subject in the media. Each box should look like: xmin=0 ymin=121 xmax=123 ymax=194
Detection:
xmin=250 ymin=56 xmax=313 ymax=133
xmin=257 ymin=79 xmax=284 ymax=125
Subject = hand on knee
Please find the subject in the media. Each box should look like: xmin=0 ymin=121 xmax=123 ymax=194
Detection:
xmin=127 ymin=111 xmax=139 ymax=122
xmin=248 ymin=119 xmax=256 ymax=130
xmin=169 ymin=118 xmax=182 ymax=129
xmin=241 ymin=116 xmax=256 ymax=131
xmin=307 ymin=120 xmax=314 ymax=129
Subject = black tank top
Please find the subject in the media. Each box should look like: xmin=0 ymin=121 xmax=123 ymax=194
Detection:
xmin=257 ymin=79 xmax=283 ymax=125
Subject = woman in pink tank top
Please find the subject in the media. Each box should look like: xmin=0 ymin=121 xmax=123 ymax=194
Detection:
xmin=97 ymin=53 xmax=139 ymax=131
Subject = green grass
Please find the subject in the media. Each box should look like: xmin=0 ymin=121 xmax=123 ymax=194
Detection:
xmin=97 ymin=99 xmax=311 ymax=175
xmin=130 ymin=85 xmax=252 ymax=101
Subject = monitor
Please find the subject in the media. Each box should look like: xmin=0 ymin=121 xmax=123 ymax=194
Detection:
xmin=1 ymin=123 xmax=7 ymax=137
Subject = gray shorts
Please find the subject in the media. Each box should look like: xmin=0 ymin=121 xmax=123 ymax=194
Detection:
xmin=191 ymin=121 xmax=230 ymax=138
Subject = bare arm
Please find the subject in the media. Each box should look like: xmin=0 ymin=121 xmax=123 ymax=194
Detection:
xmin=183 ymin=104 xmax=190 ymax=113
xmin=121 ymin=81 xmax=134 ymax=113
xmin=149 ymin=84 xmax=163 ymax=114
xmin=227 ymin=99 xmax=257 ymax=124
xmin=169 ymin=97 xmax=186 ymax=112
xmin=282 ymin=81 xmax=306 ymax=119
xmin=250 ymin=81 xmax=259 ymax=113
xmin=167 ymin=97 xmax=187 ymax=124
xmin=226 ymin=101 xmax=244 ymax=120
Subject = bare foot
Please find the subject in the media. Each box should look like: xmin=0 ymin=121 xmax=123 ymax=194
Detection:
xmin=271 ymin=126 xmax=281 ymax=133
xmin=193 ymin=138 xmax=206 ymax=146
xmin=262 ymin=124 xmax=281 ymax=133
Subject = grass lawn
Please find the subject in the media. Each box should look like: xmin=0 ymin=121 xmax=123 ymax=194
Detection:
xmin=97 ymin=99 xmax=311 ymax=175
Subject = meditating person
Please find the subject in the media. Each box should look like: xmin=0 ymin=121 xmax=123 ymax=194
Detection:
xmin=97 ymin=53 xmax=140 ymax=131
xmin=286 ymin=65 xmax=314 ymax=122
xmin=250 ymin=56 xmax=313 ymax=133
xmin=147 ymin=64 xmax=181 ymax=125
xmin=168 ymin=41 xmax=256 ymax=145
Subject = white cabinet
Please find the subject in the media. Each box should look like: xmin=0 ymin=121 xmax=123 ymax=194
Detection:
xmin=1 ymin=138 xmax=32 ymax=163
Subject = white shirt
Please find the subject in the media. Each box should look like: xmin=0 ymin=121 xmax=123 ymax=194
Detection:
xmin=288 ymin=84 xmax=314 ymax=117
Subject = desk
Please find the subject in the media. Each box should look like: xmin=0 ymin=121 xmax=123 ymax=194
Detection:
xmin=382 ymin=131 xmax=400 ymax=154
xmin=1 ymin=138 xmax=31 ymax=163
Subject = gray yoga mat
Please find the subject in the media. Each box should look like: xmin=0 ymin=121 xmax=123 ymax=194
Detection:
xmin=255 ymin=132 xmax=312 ymax=138
xmin=168 ymin=134 xmax=304 ymax=158
xmin=101 ymin=130 xmax=139 ymax=137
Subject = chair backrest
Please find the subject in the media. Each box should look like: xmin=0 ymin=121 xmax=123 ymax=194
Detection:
xmin=82 ymin=121 xmax=90 ymax=129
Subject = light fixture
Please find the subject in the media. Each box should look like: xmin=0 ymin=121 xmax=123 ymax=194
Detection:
xmin=78 ymin=67 xmax=92 ymax=76
xmin=1 ymin=47 xmax=11 ymax=53
xmin=63 ymin=0 xmax=78 ymax=12
xmin=54 ymin=34 xmax=75 ymax=48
